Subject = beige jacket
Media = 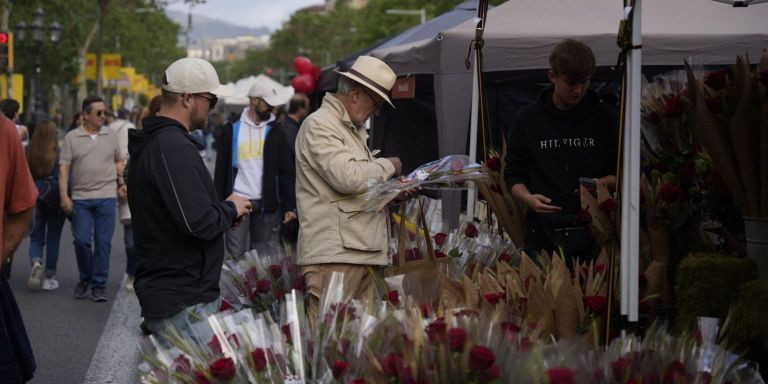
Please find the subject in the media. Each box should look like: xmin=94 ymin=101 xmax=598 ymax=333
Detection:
xmin=295 ymin=94 xmax=396 ymax=266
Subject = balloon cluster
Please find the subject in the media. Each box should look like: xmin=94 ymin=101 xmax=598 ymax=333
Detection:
xmin=291 ymin=56 xmax=322 ymax=94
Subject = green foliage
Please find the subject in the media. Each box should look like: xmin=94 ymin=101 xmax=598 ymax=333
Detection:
xmin=721 ymin=279 xmax=768 ymax=378
xmin=10 ymin=0 xmax=183 ymax=95
xmin=675 ymin=253 xmax=758 ymax=333
xmin=222 ymin=0 xmax=507 ymax=82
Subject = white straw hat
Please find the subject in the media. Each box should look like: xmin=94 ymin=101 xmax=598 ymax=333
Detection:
xmin=335 ymin=56 xmax=396 ymax=108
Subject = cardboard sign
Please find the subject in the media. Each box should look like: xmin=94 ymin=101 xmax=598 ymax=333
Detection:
xmin=391 ymin=77 xmax=415 ymax=99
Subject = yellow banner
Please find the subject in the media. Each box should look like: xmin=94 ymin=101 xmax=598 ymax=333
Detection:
xmin=118 ymin=67 xmax=135 ymax=91
xmin=0 ymin=74 xmax=24 ymax=112
xmin=111 ymin=94 xmax=123 ymax=112
xmin=85 ymin=53 xmax=122 ymax=80
xmin=131 ymin=74 xmax=148 ymax=94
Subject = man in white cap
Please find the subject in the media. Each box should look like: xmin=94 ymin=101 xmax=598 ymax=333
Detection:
xmin=295 ymin=56 xmax=408 ymax=327
xmin=127 ymin=57 xmax=252 ymax=334
xmin=214 ymin=76 xmax=297 ymax=257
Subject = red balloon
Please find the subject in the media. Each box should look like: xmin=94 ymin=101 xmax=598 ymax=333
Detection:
xmin=294 ymin=56 xmax=314 ymax=75
xmin=311 ymin=66 xmax=322 ymax=81
xmin=291 ymin=74 xmax=316 ymax=94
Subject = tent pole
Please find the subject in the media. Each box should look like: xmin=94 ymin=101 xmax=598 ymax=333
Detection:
xmin=627 ymin=0 xmax=642 ymax=322
xmin=468 ymin=53 xmax=479 ymax=222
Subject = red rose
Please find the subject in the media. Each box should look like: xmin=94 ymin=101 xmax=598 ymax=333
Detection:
xmin=483 ymin=292 xmax=504 ymax=305
xmin=469 ymin=345 xmax=496 ymax=371
xmin=598 ymin=198 xmax=618 ymax=214
xmin=332 ymin=360 xmax=349 ymax=379
xmin=611 ymin=357 xmax=630 ymax=381
xmin=195 ymin=371 xmax=211 ymax=384
xmin=479 ymin=364 xmax=501 ymax=383
xmin=350 ymin=379 xmax=367 ymax=384
xmin=210 ymin=357 xmax=236 ymax=381
xmin=520 ymin=336 xmax=533 ymax=350
xmin=434 ymin=232 xmax=447 ymax=246
xmin=658 ymin=183 xmax=683 ymax=204
xmin=382 ymin=352 xmax=403 ymax=376
xmin=704 ymin=69 xmax=728 ymax=91
xmin=293 ymin=278 xmax=305 ymax=292
xmin=251 ymin=348 xmax=267 ymax=371
xmin=501 ymin=322 xmax=521 ymax=337
xmin=268 ymin=264 xmax=283 ymax=279
xmin=384 ymin=290 xmax=400 ymax=306
xmin=419 ymin=303 xmax=431 ymax=318
xmin=281 ymin=324 xmax=293 ymax=344
xmin=498 ymin=252 xmax=512 ymax=263
xmin=448 ymin=327 xmax=467 ymax=352
xmin=547 ymin=367 xmax=576 ymax=384
xmin=664 ymin=360 xmax=687 ymax=384
xmin=256 ymin=279 xmax=271 ymax=294
xmin=173 ymin=354 xmax=191 ymax=373
xmin=464 ymin=223 xmax=479 ymax=238
xmin=574 ymin=208 xmax=592 ymax=224
xmin=584 ymin=296 xmax=608 ymax=314
xmin=486 ymin=156 xmax=501 ymax=172
xmin=219 ymin=299 xmax=234 ymax=312
xmin=435 ymin=251 xmax=448 ymax=259
xmin=244 ymin=266 xmax=259 ymax=282
xmin=208 ymin=335 xmax=222 ymax=354
xmin=663 ymin=94 xmax=685 ymax=119
xmin=704 ymin=96 xmax=723 ymax=113
xmin=426 ymin=321 xmax=447 ymax=343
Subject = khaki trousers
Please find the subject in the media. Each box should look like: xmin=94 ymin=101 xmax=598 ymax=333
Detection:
xmin=301 ymin=263 xmax=379 ymax=332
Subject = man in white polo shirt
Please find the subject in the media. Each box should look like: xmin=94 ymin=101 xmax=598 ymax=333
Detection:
xmin=59 ymin=96 xmax=124 ymax=302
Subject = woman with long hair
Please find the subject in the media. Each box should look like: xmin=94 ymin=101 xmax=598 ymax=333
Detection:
xmin=26 ymin=120 xmax=65 ymax=290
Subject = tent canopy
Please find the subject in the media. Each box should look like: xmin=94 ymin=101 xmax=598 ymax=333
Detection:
xmin=317 ymin=0 xmax=486 ymax=91
xmin=370 ymin=0 xmax=768 ymax=226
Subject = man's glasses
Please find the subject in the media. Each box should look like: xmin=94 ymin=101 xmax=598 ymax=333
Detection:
xmin=360 ymin=87 xmax=383 ymax=111
xmin=194 ymin=93 xmax=218 ymax=109
xmin=92 ymin=110 xmax=108 ymax=117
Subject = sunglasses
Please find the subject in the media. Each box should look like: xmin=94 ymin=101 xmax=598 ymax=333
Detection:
xmin=194 ymin=93 xmax=218 ymax=109
xmin=92 ymin=110 xmax=109 ymax=117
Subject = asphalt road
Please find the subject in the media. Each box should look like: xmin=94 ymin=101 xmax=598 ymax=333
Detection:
xmin=8 ymin=212 xmax=143 ymax=384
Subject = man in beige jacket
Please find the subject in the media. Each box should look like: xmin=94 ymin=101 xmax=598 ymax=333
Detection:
xmin=295 ymin=56 xmax=403 ymax=325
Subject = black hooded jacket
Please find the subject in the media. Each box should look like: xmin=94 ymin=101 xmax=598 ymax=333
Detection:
xmin=127 ymin=116 xmax=237 ymax=319
xmin=505 ymin=88 xmax=618 ymax=215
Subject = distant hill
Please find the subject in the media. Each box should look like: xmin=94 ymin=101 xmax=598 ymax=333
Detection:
xmin=165 ymin=10 xmax=270 ymax=48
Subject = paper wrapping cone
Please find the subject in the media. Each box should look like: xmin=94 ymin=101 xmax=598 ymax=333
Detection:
xmin=555 ymin=276 xmax=580 ymax=338
xmin=644 ymin=260 xmax=664 ymax=296
xmin=479 ymin=269 xmax=504 ymax=295
xmin=118 ymin=199 xmax=131 ymax=225
xmin=439 ymin=279 xmax=464 ymax=313
xmin=573 ymin=275 xmax=586 ymax=323
xmin=686 ymin=62 xmax=748 ymax=212
xmin=728 ymin=56 xmax=760 ymax=216
xmin=520 ymin=251 xmax=542 ymax=286
xmin=463 ymin=275 xmax=480 ymax=311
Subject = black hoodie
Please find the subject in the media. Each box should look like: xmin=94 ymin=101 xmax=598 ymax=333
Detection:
xmin=127 ymin=116 xmax=237 ymax=319
xmin=505 ymin=88 xmax=618 ymax=214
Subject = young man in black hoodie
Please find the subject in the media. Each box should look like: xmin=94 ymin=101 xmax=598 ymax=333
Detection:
xmin=505 ymin=39 xmax=618 ymax=264
xmin=127 ymin=58 xmax=252 ymax=334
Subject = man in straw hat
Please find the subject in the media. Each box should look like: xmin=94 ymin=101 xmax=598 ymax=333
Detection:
xmin=127 ymin=57 xmax=252 ymax=334
xmin=295 ymin=56 xmax=410 ymax=326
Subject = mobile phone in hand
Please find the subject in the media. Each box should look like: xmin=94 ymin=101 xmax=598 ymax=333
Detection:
xmin=579 ymin=177 xmax=598 ymax=198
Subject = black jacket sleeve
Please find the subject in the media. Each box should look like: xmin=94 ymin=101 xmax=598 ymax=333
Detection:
xmin=263 ymin=124 xmax=296 ymax=215
xmin=213 ymin=123 xmax=234 ymax=201
xmin=155 ymin=142 xmax=237 ymax=241
xmin=504 ymin=112 xmax=530 ymax=189
xmin=602 ymin=106 xmax=620 ymax=177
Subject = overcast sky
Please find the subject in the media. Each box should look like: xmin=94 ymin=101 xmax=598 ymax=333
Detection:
xmin=166 ymin=0 xmax=324 ymax=31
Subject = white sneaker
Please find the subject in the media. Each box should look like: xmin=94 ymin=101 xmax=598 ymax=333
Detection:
xmin=28 ymin=262 xmax=43 ymax=289
xmin=125 ymin=276 xmax=135 ymax=291
xmin=42 ymin=277 xmax=60 ymax=291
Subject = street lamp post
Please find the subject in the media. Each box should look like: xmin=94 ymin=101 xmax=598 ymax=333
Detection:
xmin=16 ymin=7 xmax=61 ymax=122
xmin=385 ymin=8 xmax=427 ymax=24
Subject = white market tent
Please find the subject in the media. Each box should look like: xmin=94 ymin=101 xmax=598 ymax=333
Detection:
xmin=222 ymin=74 xmax=294 ymax=106
xmin=371 ymin=0 xmax=767 ymax=320
xmin=373 ymin=0 xmax=768 ymax=166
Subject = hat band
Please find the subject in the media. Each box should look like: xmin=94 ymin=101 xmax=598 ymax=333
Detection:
xmin=347 ymin=68 xmax=389 ymax=95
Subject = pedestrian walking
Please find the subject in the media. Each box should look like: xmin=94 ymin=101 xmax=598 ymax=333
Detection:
xmin=26 ymin=120 xmax=65 ymax=291
xmin=108 ymin=108 xmax=137 ymax=290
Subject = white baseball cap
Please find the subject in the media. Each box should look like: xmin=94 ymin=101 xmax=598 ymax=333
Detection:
xmin=247 ymin=76 xmax=288 ymax=107
xmin=162 ymin=57 xmax=235 ymax=97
